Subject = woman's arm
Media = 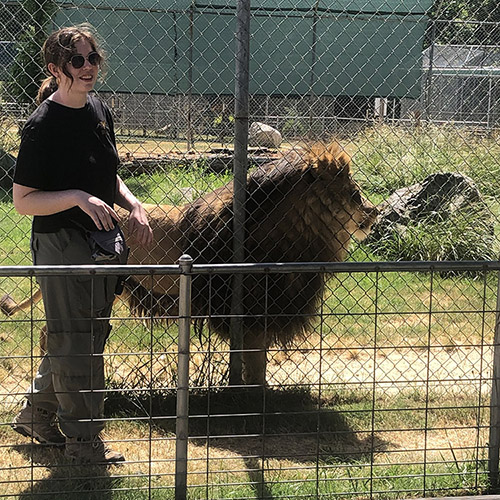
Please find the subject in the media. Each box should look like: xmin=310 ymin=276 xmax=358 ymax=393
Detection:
xmin=114 ymin=176 xmax=153 ymax=247
xmin=13 ymin=183 xmax=118 ymax=231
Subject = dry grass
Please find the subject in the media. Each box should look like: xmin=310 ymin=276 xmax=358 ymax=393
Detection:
xmin=1 ymin=305 xmax=493 ymax=497
xmin=1 ymin=386 xmax=488 ymax=498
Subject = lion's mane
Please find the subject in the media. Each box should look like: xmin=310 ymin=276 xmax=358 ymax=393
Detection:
xmin=125 ymin=142 xmax=377 ymax=348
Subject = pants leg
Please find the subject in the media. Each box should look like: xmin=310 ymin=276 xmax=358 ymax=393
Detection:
xmin=27 ymin=228 xmax=117 ymax=439
xmin=28 ymin=355 xmax=59 ymax=413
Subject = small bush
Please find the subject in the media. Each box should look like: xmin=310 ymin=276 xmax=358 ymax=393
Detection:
xmin=367 ymin=204 xmax=497 ymax=262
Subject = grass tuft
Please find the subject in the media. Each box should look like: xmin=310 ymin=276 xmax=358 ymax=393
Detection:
xmin=367 ymin=203 xmax=497 ymax=262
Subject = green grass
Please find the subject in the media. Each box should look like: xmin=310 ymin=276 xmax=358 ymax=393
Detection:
xmin=351 ymin=124 xmax=500 ymax=198
xmin=2 ymin=123 xmax=499 ymax=498
xmin=0 ymin=201 xmax=32 ymax=265
xmin=2 ymin=267 xmax=495 ymax=362
xmin=366 ymin=204 xmax=498 ymax=262
xmin=349 ymin=125 xmax=500 ymax=262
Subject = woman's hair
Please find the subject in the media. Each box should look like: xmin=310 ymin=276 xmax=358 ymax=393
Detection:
xmin=37 ymin=24 xmax=105 ymax=104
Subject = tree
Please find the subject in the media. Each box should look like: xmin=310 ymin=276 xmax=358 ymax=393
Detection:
xmin=6 ymin=0 xmax=56 ymax=107
xmin=0 ymin=4 xmax=29 ymax=40
xmin=473 ymin=0 xmax=500 ymax=45
xmin=429 ymin=0 xmax=500 ymax=46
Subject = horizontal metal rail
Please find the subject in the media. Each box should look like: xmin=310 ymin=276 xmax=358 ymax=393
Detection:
xmin=0 ymin=259 xmax=499 ymax=277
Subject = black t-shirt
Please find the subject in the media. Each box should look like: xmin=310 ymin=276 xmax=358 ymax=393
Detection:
xmin=14 ymin=95 xmax=119 ymax=233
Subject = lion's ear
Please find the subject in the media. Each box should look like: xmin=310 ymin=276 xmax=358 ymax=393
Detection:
xmin=306 ymin=142 xmax=351 ymax=176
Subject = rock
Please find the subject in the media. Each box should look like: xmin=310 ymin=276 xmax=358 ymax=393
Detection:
xmin=370 ymin=172 xmax=486 ymax=241
xmin=249 ymin=122 xmax=282 ymax=148
xmin=0 ymin=149 xmax=15 ymax=191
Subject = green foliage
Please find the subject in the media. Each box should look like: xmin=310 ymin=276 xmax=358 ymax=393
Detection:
xmin=0 ymin=5 xmax=29 ymax=41
xmin=213 ymin=114 xmax=234 ymax=127
xmin=6 ymin=0 xmax=57 ymax=107
xmin=429 ymin=0 xmax=500 ymax=45
xmin=282 ymin=104 xmax=308 ymax=138
xmin=367 ymin=204 xmax=496 ymax=262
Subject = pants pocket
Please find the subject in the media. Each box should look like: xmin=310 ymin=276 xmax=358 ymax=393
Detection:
xmin=47 ymin=330 xmax=104 ymax=377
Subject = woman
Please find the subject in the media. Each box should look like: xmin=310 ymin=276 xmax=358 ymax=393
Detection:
xmin=11 ymin=25 xmax=153 ymax=464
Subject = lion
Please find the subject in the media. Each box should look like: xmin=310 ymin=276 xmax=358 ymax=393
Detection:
xmin=1 ymin=142 xmax=378 ymax=385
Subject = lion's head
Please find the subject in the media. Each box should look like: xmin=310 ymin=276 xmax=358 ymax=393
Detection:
xmin=201 ymin=141 xmax=378 ymax=265
xmin=296 ymin=142 xmax=378 ymax=253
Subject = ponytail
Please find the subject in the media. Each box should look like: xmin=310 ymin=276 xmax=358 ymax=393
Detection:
xmin=37 ymin=76 xmax=58 ymax=105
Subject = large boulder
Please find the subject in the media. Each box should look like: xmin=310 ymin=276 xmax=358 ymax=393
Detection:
xmin=369 ymin=172 xmax=487 ymax=242
xmin=0 ymin=149 xmax=15 ymax=191
xmin=248 ymin=122 xmax=282 ymax=148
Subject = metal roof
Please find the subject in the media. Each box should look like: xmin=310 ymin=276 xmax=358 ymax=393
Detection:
xmin=423 ymin=45 xmax=500 ymax=69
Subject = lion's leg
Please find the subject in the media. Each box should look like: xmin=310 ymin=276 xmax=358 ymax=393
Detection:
xmin=242 ymin=331 xmax=268 ymax=386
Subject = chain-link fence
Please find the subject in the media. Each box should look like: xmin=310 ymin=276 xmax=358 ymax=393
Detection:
xmin=1 ymin=260 xmax=500 ymax=499
xmin=1 ymin=1 xmax=500 ymax=267
xmin=1 ymin=0 xmax=500 ymax=498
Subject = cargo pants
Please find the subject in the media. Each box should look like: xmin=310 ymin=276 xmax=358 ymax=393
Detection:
xmin=27 ymin=228 xmax=118 ymax=439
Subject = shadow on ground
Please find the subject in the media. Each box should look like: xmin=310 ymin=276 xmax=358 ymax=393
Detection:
xmin=109 ymin=385 xmax=390 ymax=462
xmin=11 ymin=387 xmax=389 ymax=499
xmin=13 ymin=443 xmax=117 ymax=500
xmin=107 ymin=385 xmax=390 ymax=498
xmin=107 ymin=387 xmax=388 ymax=463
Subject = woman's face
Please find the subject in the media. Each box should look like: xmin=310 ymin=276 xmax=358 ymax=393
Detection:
xmin=50 ymin=38 xmax=99 ymax=96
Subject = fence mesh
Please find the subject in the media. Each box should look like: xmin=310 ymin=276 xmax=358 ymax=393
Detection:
xmin=1 ymin=0 xmax=500 ymax=498
xmin=0 ymin=263 xmax=498 ymax=499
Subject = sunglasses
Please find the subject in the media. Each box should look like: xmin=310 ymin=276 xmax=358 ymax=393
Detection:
xmin=69 ymin=51 xmax=101 ymax=69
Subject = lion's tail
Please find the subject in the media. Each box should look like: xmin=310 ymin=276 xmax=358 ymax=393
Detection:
xmin=0 ymin=288 xmax=43 ymax=316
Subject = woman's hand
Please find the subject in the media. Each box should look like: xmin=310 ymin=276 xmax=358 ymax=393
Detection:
xmin=13 ymin=184 xmax=118 ymax=232
xmin=77 ymin=193 xmax=119 ymax=231
xmin=128 ymin=203 xmax=153 ymax=248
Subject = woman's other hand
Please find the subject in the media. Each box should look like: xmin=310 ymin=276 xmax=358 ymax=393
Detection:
xmin=128 ymin=203 xmax=153 ymax=248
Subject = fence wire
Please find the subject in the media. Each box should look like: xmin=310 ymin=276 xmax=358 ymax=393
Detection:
xmin=1 ymin=0 xmax=500 ymax=498
xmin=0 ymin=261 xmax=499 ymax=500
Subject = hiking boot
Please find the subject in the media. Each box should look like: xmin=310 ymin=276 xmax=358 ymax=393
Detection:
xmin=12 ymin=401 xmax=65 ymax=446
xmin=65 ymin=435 xmax=125 ymax=464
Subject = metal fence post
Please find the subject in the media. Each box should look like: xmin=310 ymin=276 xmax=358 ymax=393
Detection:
xmin=424 ymin=20 xmax=436 ymax=121
xmin=187 ymin=4 xmax=194 ymax=150
xmin=175 ymin=254 xmax=193 ymax=500
xmin=230 ymin=0 xmax=251 ymax=386
xmin=489 ymin=271 xmax=500 ymax=490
